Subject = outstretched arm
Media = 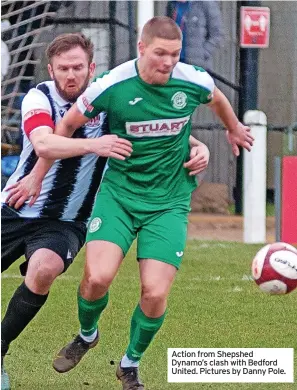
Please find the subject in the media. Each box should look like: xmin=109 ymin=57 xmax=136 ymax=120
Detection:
xmin=31 ymin=104 xmax=92 ymax=159
xmin=207 ymin=87 xmax=254 ymax=156
xmin=31 ymin=104 xmax=132 ymax=160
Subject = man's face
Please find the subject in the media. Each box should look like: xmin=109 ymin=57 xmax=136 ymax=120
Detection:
xmin=48 ymin=46 xmax=95 ymax=102
xmin=138 ymin=37 xmax=181 ymax=85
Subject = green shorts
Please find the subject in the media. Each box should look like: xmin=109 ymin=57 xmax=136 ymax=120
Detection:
xmin=86 ymin=184 xmax=191 ymax=269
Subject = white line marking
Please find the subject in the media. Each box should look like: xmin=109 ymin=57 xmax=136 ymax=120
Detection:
xmin=2 ymin=274 xmax=254 ymax=282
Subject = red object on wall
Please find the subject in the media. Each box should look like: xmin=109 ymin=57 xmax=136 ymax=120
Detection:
xmin=240 ymin=7 xmax=270 ymax=48
xmin=281 ymin=156 xmax=297 ymax=245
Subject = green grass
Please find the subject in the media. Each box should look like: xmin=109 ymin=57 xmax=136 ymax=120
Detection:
xmin=2 ymin=241 xmax=296 ymax=390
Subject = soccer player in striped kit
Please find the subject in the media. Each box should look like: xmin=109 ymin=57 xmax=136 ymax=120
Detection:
xmin=1 ymin=33 xmax=132 ymax=390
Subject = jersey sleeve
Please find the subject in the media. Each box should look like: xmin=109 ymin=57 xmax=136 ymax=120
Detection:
xmin=193 ymin=66 xmax=215 ymax=104
xmin=21 ymin=88 xmax=54 ymax=138
xmin=77 ymin=71 xmax=111 ymax=119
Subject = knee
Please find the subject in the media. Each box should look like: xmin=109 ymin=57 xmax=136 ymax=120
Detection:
xmin=83 ymin=273 xmax=113 ymax=295
xmin=26 ymin=249 xmax=65 ymax=289
xmin=36 ymin=262 xmax=62 ymax=283
xmin=25 ymin=262 xmax=62 ymax=293
xmin=141 ymin=285 xmax=168 ymax=306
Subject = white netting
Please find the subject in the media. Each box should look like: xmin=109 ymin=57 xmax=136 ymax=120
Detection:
xmin=1 ymin=1 xmax=57 ymax=143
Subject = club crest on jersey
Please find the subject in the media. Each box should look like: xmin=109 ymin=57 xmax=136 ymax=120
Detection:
xmin=89 ymin=217 xmax=102 ymax=233
xmin=171 ymin=91 xmax=187 ymax=109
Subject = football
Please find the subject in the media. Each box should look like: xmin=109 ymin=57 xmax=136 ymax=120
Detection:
xmin=251 ymin=242 xmax=297 ymax=294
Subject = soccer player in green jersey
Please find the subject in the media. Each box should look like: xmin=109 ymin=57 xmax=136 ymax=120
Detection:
xmin=10 ymin=17 xmax=253 ymax=390
xmin=49 ymin=17 xmax=253 ymax=389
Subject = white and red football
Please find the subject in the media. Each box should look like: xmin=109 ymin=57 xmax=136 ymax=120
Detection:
xmin=251 ymin=242 xmax=297 ymax=294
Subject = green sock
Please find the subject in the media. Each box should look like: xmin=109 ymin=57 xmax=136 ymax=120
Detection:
xmin=126 ymin=304 xmax=166 ymax=362
xmin=78 ymin=291 xmax=109 ymax=337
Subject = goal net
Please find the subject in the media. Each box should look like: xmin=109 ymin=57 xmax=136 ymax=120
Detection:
xmin=1 ymin=1 xmax=57 ymax=150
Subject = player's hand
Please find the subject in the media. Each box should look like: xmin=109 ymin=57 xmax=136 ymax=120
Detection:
xmin=89 ymin=135 xmax=133 ymax=160
xmin=226 ymin=122 xmax=254 ymax=156
xmin=184 ymin=143 xmax=210 ymax=176
xmin=5 ymin=174 xmax=42 ymax=209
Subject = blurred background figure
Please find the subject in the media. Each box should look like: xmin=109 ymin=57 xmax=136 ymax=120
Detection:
xmin=1 ymin=20 xmax=11 ymax=81
xmin=166 ymin=0 xmax=223 ymax=70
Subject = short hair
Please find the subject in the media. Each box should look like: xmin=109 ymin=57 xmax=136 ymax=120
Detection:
xmin=46 ymin=33 xmax=94 ymax=64
xmin=141 ymin=16 xmax=182 ymax=44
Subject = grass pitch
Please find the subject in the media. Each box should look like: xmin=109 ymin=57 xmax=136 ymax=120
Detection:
xmin=2 ymin=241 xmax=296 ymax=389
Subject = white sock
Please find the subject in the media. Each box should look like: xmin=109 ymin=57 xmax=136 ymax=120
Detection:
xmin=79 ymin=329 xmax=98 ymax=343
xmin=121 ymin=354 xmax=139 ymax=368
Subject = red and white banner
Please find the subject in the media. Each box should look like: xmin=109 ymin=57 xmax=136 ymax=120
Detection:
xmin=240 ymin=7 xmax=270 ymax=48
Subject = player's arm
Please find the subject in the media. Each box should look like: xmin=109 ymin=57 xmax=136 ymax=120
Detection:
xmin=30 ymin=73 xmax=130 ymax=159
xmin=36 ymin=73 xmax=119 ymax=158
xmin=6 ymin=87 xmax=132 ymax=208
xmin=6 ymin=124 xmax=127 ymax=208
xmin=207 ymin=87 xmax=240 ymax=133
xmin=6 ymin=120 xmax=97 ymax=208
xmin=31 ymin=122 xmax=94 ymax=159
xmin=6 ymin=109 xmax=87 ymax=207
xmin=6 ymin=88 xmax=56 ymax=207
xmin=30 ymin=104 xmax=96 ymax=159
xmin=21 ymin=88 xmax=89 ymax=158
xmin=207 ymin=87 xmax=254 ymax=156
xmin=7 ymin=122 xmax=133 ymax=208
xmin=32 ymin=103 xmax=131 ymax=160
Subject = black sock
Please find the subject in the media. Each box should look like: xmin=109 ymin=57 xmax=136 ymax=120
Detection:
xmin=1 ymin=282 xmax=48 ymax=356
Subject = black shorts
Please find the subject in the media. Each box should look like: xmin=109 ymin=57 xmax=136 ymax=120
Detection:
xmin=1 ymin=205 xmax=86 ymax=275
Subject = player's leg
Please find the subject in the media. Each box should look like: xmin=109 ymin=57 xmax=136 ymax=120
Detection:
xmin=53 ymin=188 xmax=136 ymax=373
xmin=53 ymin=240 xmax=124 ymax=373
xmin=1 ymin=219 xmax=85 ymax=376
xmin=117 ymin=202 xmax=189 ymax=389
xmin=1 ymin=206 xmax=28 ymax=390
xmin=117 ymin=260 xmax=177 ymax=389
xmin=78 ymin=240 xmax=124 ymax=338
xmin=1 ymin=249 xmax=63 ymax=355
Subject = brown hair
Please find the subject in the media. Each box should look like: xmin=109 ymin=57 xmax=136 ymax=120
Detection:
xmin=141 ymin=16 xmax=182 ymax=44
xmin=46 ymin=33 xmax=94 ymax=64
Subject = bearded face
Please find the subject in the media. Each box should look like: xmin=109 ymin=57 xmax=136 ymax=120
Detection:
xmin=48 ymin=46 xmax=95 ymax=102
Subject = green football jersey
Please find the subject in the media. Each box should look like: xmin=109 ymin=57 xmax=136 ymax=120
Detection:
xmin=77 ymin=60 xmax=214 ymax=203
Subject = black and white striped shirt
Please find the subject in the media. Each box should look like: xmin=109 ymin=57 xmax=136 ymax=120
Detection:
xmin=1 ymin=81 xmax=108 ymax=223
